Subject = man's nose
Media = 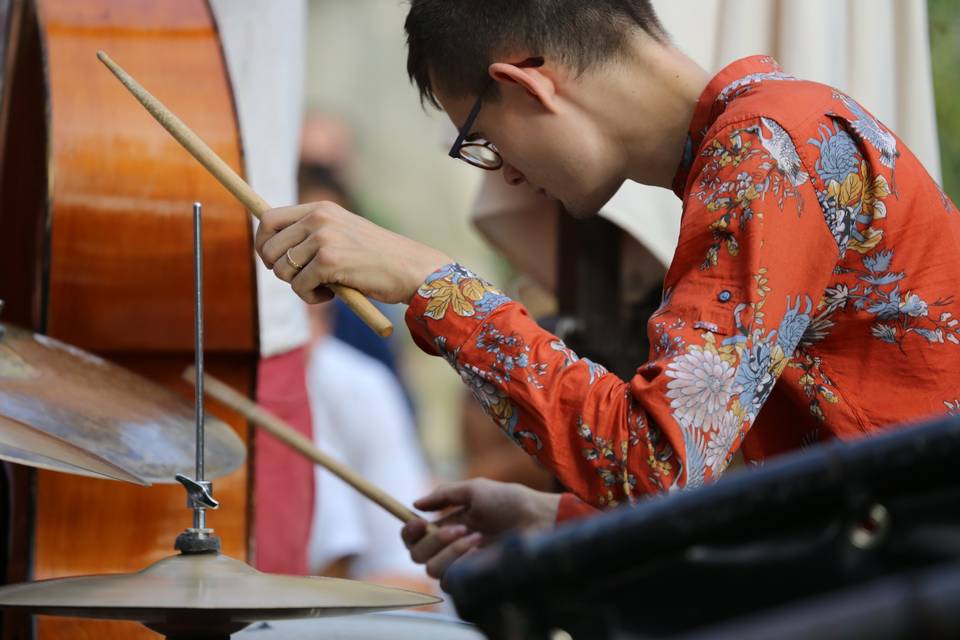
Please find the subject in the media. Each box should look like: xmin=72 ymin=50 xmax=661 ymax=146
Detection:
xmin=502 ymin=163 xmax=525 ymax=186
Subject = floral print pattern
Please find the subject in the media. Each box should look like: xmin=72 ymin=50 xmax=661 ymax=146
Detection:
xmin=819 ymin=251 xmax=958 ymax=350
xmin=666 ymin=345 xmax=736 ymax=430
xmin=434 ymin=336 xmax=542 ymax=451
xmin=417 ymin=263 xmax=509 ymax=321
xmin=835 ymin=93 xmax=899 ymax=171
xmin=809 ymin=125 xmax=893 ymax=254
xmin=577 ymin=416 xmax=638 ymax=506
xmin=715 ymin=66 xmax=798 ymax=104
xmin=551 ymin=340 xmax=608 ymax=384
xmin=692 ymin=121 xmax=806 ymax=269
xmin=406 ymin=56 xmax=960 ymax=509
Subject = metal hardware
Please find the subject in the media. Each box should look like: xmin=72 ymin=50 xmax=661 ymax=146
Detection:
xmin=176 ymin=474 xmax=219 ymax=511
xmin=174 ymin=202 xmax=221 ymax=554
xmin=848 ymin=503 xmax=891 ymax=550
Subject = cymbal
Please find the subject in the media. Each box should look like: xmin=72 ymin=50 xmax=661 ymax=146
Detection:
xmin=235 ymin=612 xmax=484 ymax=639
xmin=0 ymin=552 xmax=441 ymax=638
xmin=0 ymin=413 xmax=147 ymax=484
xmin=0 ymin=323 xmax=245 ymax=482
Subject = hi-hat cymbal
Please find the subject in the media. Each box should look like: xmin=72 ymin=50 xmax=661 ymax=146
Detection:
xmin=0 ymin=413 xmax=147 ymax=484
xmin=0 ymin=552 xmax=441 ymax=638
xmin=0 ymin=323 xmax=244 ymax=482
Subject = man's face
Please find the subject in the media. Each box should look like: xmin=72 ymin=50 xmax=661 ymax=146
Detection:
xmin=438 ymin=82 xmax=626 ymax=217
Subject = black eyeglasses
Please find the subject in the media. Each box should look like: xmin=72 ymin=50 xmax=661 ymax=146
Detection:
xmin=447 ymin=57 xmax=545 ymax=170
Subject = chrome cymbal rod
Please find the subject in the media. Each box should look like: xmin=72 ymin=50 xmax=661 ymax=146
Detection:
xmin=193 ymin=200 xmax=207 ymax=529
xmin=175 ymin=201 xmax=220 ymax=553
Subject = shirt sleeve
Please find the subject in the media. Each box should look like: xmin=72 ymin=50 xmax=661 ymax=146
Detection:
xmin=556 ymin=492 xmax=598 ymax=523
xmin=405 ymin=118 xmax=838 ymax=508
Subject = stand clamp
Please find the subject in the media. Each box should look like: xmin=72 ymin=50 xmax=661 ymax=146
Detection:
xmin=174 ymin=475 xmax=221 ymax=553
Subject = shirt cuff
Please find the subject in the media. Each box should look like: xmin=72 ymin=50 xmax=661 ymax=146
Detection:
xmin=556 ymin=492 xmax=598 ymax=524
xmin=404 ymin=263 xmax=514 ymax=357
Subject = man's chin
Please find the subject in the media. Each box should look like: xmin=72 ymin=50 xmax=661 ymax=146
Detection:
xmin=561 ymin=193 xmax=617 ymax=219
xmin=559 ymin=181 xmax=624 ymax=219
xmin=562 ymin=203 xmax=599 ymax=220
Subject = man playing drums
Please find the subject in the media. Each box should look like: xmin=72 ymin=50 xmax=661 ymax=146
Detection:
xmin=255 ymin=0 xmax=960 ymax=579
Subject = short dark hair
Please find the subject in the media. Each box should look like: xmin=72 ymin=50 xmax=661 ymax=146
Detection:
xmin=405 ymin=0 xmax=666 ymax=109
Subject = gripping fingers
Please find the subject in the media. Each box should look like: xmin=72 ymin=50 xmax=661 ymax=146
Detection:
xmin=255 ymin=203 xmax=318 ymax=257
xmin=271 ymin=241 xmax=315 ymax=283
xmin=413 ymin=482 xmax=474 ymax=512
xmin=289 ymin=254 xmax=340 ymax=304
xmin=401 ymin=519 xmax=428 ymax=548
xmin=408 ymin=524 xmax=468 ymax=564
xmin=426 ymin=532 xmax=483 ymax=580
xmin=260 ymin=223 xmax=310 ymax=270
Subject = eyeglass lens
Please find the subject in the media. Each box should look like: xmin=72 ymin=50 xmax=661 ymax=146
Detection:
xmin=460 ymin=142 xmax=501 ymax=168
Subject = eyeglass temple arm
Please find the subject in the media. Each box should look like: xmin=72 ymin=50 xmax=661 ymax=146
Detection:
xmin=449 ymin=96 xmax=486 ymax=159
xmin=447 ymin=57 xmax=544 ymax=159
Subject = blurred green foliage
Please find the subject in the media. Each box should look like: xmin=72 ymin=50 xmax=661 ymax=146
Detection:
xmin=929 ymin=0 xmax=960 ymax=202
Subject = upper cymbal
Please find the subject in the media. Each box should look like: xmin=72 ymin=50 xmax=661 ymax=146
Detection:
xmin=0 ymin=552 xmax=441 ymax=638
xmin=0 ymin=323 xmax=244 ymax=482
xmin=0 ymin=413 xmax=148 ymax=484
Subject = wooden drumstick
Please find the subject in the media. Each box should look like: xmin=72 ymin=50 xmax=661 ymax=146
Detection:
xmin=184 ymin=367 xmax=436 ymax=533
xmin=97 ymin=50 xmax=393 ymax=338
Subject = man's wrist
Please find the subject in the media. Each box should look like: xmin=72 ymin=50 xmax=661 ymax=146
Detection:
xmin=404 ymin=253 xmax=452 ymax=304
xmin=522 ymin=488 xmax=561 ymax=530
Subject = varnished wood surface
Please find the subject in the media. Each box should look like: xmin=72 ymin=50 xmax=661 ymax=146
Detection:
xmin=42 ymin=0 xmax=256 ymax=352
xmin=0 ymin=1 xmax=258 ymax=638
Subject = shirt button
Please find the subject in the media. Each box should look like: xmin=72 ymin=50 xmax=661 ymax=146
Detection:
xmin=718 ymin=290 xmax=732 ymax=303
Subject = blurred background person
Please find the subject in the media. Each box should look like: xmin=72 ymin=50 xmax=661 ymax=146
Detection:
xmin=298 ymin=114 xmax=435 ymax=593
xmin=305 ymin=298 xmax=434 ymax=594
xmin=299 ymin=113 xmax=410 ymax=382
xmin=212 ymin=0 xmax=315 ymax=576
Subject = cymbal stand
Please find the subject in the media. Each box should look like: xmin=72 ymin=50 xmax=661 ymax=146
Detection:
xmin=174 ymin=202 xmax=221 ymax=555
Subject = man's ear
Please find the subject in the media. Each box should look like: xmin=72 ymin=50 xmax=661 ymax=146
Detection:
xmin=489 ymin=62 xmax=560 ymax=114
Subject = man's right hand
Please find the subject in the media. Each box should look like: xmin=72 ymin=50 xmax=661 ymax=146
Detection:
xmin=401 ymin=478 xmax=561 ymax=581
xmin=255 ymin=201 xmax=451 ymax=305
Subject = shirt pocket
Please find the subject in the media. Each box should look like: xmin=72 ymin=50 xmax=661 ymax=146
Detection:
xmin=666 ymin=277 xmax=745 ymax=338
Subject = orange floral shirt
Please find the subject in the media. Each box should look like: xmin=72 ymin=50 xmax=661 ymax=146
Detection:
xmin=405 ymin=56 xmax=960 ymax=511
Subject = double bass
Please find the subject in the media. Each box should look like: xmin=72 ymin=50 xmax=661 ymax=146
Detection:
xmin=0 ymin=0 xmax=258 ymax=637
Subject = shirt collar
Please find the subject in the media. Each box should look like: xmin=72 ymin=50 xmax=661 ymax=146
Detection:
xmin=671 ymin=56 xmax=786 ymax=198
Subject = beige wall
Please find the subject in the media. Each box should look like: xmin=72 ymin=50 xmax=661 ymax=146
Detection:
xmin=304 ymin=0 xmax=502 ymax=477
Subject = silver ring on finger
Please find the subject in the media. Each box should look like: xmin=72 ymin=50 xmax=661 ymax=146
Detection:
xmin=285 ymin=248 xmax=304 ymax=272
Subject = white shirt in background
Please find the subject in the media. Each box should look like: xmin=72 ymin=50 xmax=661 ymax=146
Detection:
xmin=306 ymin=337 xmax=432 ymax=579
xmin=210 ymin=0 xmax=311 ymax=357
